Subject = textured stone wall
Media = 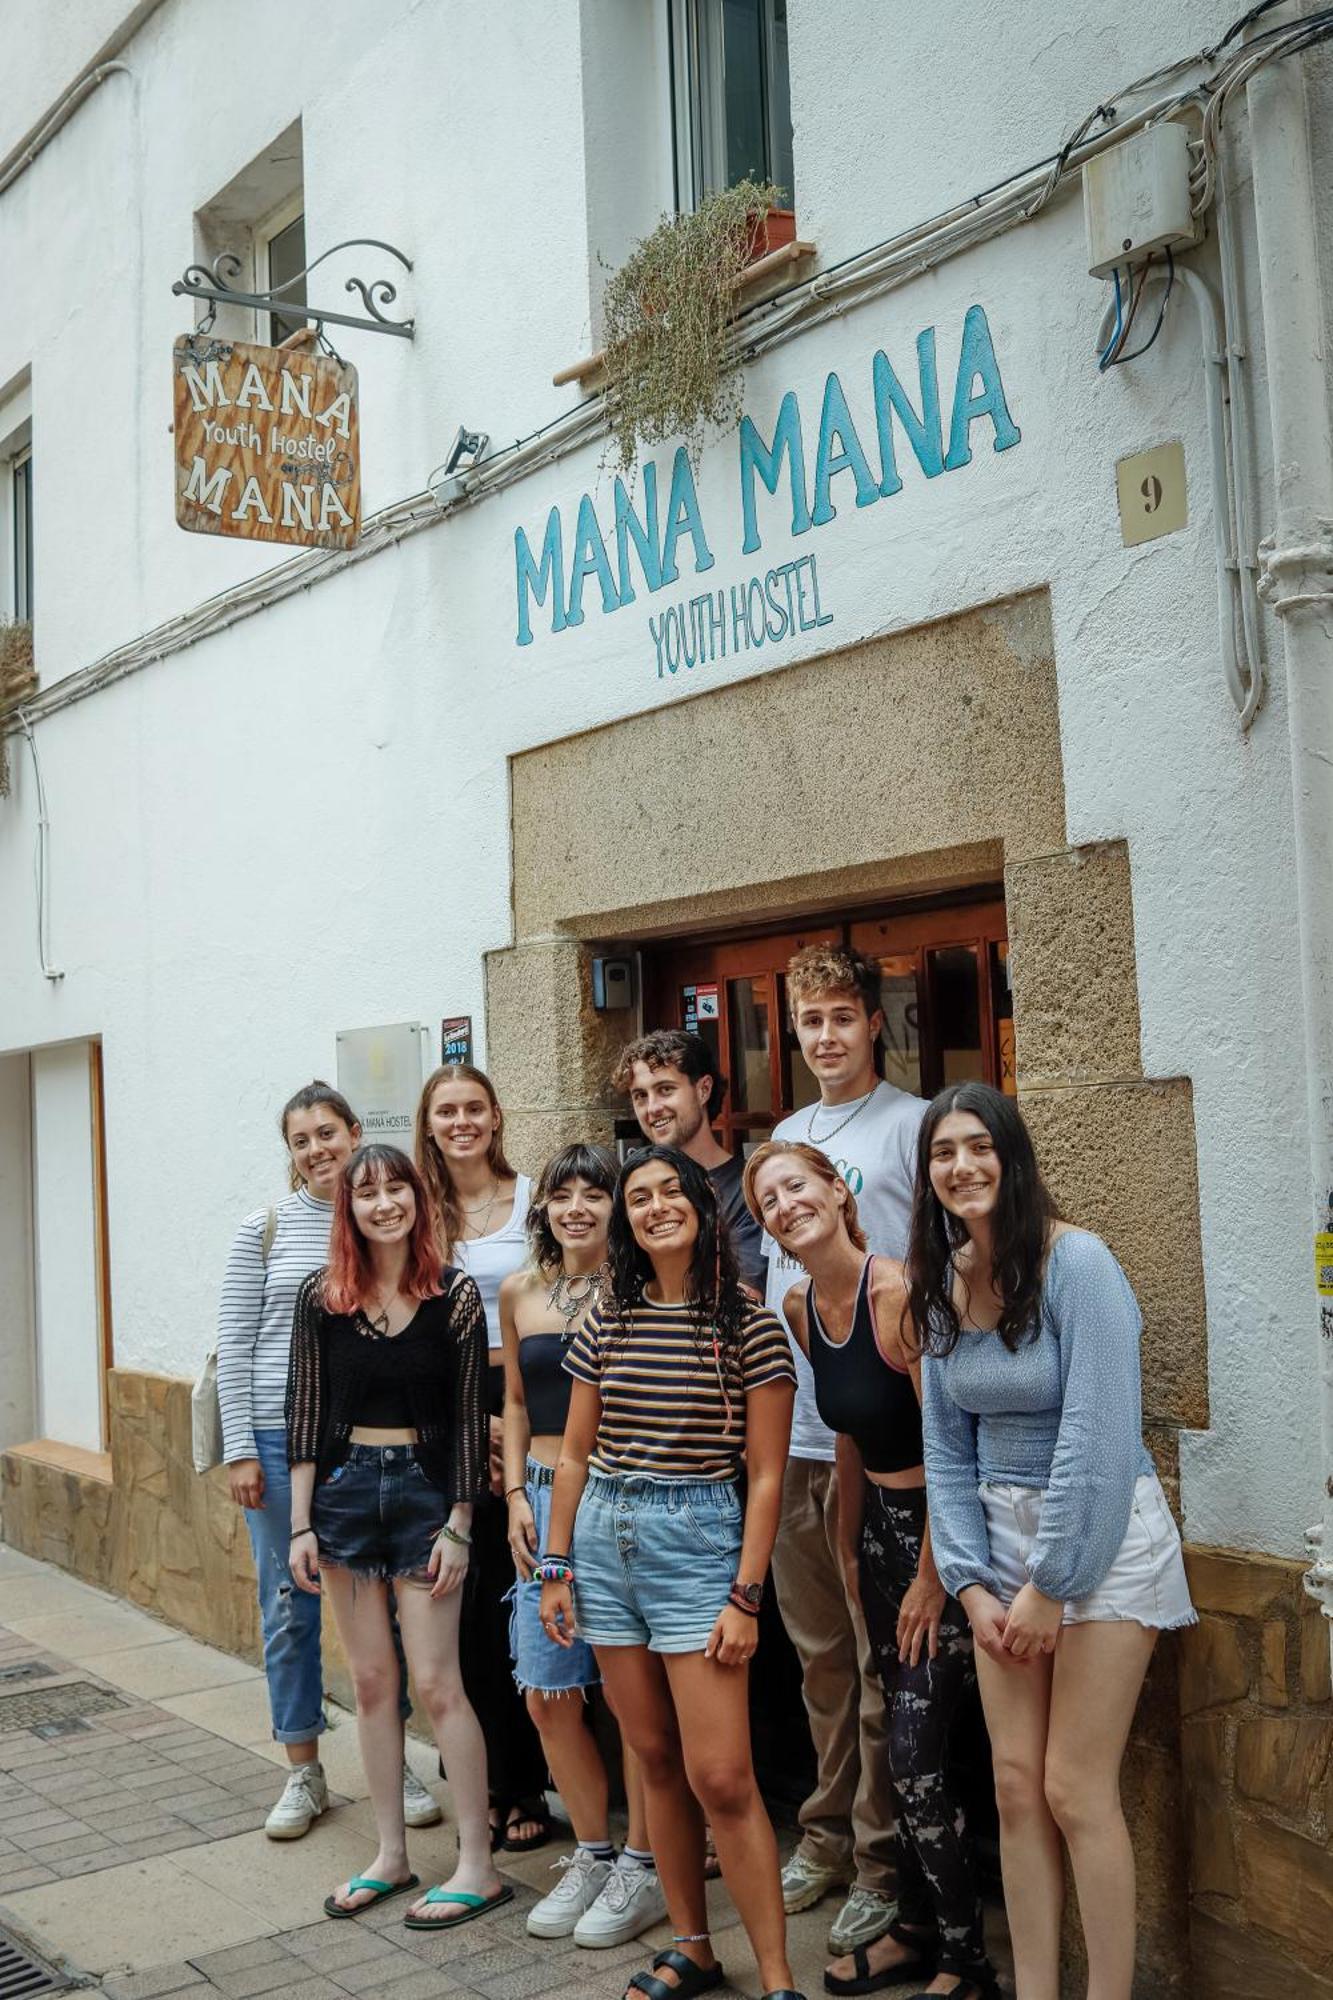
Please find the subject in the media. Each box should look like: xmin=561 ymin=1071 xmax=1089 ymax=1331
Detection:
xmin=1180 ymin=1549 xmax=1333 ymax=1997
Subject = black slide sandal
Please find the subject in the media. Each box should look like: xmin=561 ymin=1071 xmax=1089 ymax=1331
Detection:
xmin=622 ymin=1948 xmax=726 ymax=2000
xmin=824 ymin=1917 xmax=938 ymax=1995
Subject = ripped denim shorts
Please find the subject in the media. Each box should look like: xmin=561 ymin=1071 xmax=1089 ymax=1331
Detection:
xmin=509 ymin=1460 xmax=600 ymax=1694
xmin=312 ymin=1443 xmax=446 ymax=1583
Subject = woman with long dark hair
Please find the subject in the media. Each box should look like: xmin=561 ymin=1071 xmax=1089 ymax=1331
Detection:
xmin=909 ymin=1084 xmax=1194 ymax=2000
xmin=539 ymin=1145 xmax=805 ymax=2000
xmin=500 ymin=1143 xmax=663 ymax=1949
xmin=216 ymin=1083 xmax=439 ymax=1839
xmin=745 ymin=1139 xmax=996 ymax=2000
xmin=287 ymin=1143 xmax=510 ymax=1931
xmin=414 ymin=1064 xmax=550 ymax=1852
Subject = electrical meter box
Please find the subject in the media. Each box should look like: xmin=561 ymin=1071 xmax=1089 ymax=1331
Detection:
xmin=1083 ymin=122 xmax=1198 ymax=278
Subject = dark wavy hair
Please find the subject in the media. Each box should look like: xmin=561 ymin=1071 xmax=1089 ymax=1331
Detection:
xmin=607 ymin=1144 xmax=746 ymax=1351
xmin=527 ymin=1143 xmax=619 ymax=1273
xmin=611 ymin=1030 xmax=727 ymax=1121
xmin=906 ymin=1083 xmax=1059 ymax=1356
xmin=325 ymin=1145 xmax=444 ymax=1315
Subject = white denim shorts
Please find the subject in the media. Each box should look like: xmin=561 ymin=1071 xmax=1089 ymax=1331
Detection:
xmin=979 ymin=1472 xmax=1196 ymax=1630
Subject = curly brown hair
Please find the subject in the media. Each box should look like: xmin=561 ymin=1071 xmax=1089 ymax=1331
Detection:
xmin=784 ymin=944 xmax=883 ymax=1024
xmin=610 ymin=1029 xmax=725 ymax=1120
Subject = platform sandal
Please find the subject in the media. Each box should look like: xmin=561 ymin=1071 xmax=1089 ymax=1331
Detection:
xmin=622 ymin=1946 xmax=726 ymax=2000
xmin=824 ymin=1916 xmax=938 ymax=1995
xmin=902 ymin=1959 xmax=1001 ymax=2000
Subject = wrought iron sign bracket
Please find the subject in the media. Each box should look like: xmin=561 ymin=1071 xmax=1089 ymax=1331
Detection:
xmin=173 ymin=238 xmax=414 ymax=339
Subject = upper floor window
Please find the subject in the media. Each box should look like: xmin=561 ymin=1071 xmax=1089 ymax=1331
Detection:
xmin=671 ymin=0 xmax=794 ymax=211
xmin=194 ymin=120 xmax=307 ymax=348
xmin=12 ymin=447 xmax=32 ymax=624
xmin=260 ymin=199 xmax=308 ymax=346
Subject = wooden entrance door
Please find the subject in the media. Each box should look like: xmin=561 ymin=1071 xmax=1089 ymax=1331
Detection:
xmin=639 ymin=893 xmax=1011 ymax=1148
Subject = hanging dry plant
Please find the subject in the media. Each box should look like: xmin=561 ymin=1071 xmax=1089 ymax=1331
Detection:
xmin=0 ymin=621 xmax=35 ymax=797
xmin=601 ymin=178 xmax=782 ymax=474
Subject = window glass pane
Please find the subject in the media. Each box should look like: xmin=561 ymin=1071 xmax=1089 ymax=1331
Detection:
xmin=766 ymin=0 xmax=794 ymax=203
xmin=727 ymin=976 xmax=772 ymax=1113
xmin=877 ymin=953 xmax=922 ymax=1097
xmin=721 ymin=0 xmax=767 ymax=186
xmin=13 ymin=453 xmax=32 ymax=623
xmin=778 ymin=974 xmax=821 ymax=1113
xmin=267 ymin=213 xmax=307 ymax=345
xmin=992 ymin=940 xmax=1016 ymax=1095
xmin=929 ymin=945 xmax=985 ymax=1087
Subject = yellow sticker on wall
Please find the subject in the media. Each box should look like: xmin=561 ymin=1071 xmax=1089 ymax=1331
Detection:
xmin=1317 ymin=1232 xmax=1333 ymax=1296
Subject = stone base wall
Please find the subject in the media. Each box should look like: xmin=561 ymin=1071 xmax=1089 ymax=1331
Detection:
xmin=0 ymin=1367 xmax=359 ymax=1716
xmin=1180 ymin=1547 xmax=1333 ymax=1997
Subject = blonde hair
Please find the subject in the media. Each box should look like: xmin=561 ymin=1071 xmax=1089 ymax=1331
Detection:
xmin=742 ymin=1140 xmax=868 ymax=1251
xmin=785 ymin=943 xmax=882 ymax=1024
xmin=414 ymin=1064 xmax=516 ymax=1260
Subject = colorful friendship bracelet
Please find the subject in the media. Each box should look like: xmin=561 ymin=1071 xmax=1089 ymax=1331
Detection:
xmin=534 ymin=1555 xmax=574 ymax=1584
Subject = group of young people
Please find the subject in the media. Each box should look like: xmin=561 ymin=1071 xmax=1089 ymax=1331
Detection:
xmin=215 ymin=943 xmax=1195 ymax=2000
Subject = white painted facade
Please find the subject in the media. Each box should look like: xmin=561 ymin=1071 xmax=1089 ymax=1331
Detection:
xmin=0 ymin=2 xmax=1328 ymax=1562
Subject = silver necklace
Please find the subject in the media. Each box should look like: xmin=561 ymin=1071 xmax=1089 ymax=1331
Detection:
xmin=547 ymin=1262 xmax=610 ymax=1338
xmin=807 ymin=1086 xmax=876 ymax=1147
xmin=460 ymin=1177 xmax=500 ymax=1237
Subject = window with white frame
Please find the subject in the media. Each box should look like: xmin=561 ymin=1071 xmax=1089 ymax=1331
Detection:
xmin=671 ymin=0 xmax=794 ymax=211
xmin=12 ymin=447 xmax=32 ymax=624
xmin=194 ymin=120 xmax=306 ymax=347
xmin=0 ymin=376 xmax=33 ymax=628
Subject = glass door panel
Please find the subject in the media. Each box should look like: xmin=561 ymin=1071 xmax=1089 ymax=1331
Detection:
xmin=727 ymin=976 xmax=773 ymax=1114
xmin=876 ymin=951 xmax=922 ymax=1097
xmin=927 ymin=945 xmax=984 ymax=1089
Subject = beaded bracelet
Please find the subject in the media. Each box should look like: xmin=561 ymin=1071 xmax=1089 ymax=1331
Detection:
xmin=534 ymin=1557 xmax=574 ymax=1584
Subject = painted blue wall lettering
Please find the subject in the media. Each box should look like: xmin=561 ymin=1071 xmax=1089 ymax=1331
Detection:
xmin=811 ymin=371 xmax=880 ymax=528
xmin=943 ymin=304 xmax=1021 ymax=470
xmin=512 ymin=301 xmax=1021 ymax=644
xmin=739 ymin=391 xmax=812 ymax=555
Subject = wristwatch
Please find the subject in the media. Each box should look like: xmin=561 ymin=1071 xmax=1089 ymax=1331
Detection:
xmin=731 ymin=1580 xmax=763 ymax=1610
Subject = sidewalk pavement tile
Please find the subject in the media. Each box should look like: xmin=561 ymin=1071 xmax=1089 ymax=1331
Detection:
xmin=157 ymin=1684 xmax=275 ymax=1746
xmin=248 ymin=1720 xmax=373 ymax=1800
xmin=1 ymin=1855 xmax=279 ymax=1971
xmin=0 ymin=1571 xmax=111 ymax=1619
xmin=0 ymin=1547 xmax=42 ymax=1577
xmin=101 ymin=1967 xmax=209 ymax=1999
xmin=93 ymin=1639 xmax=262 ymax=1703
xmin=169 ymin=1821 xmax=426 ymax=1931
xmin=3 ymin=1604 xmax=180 ymax=1659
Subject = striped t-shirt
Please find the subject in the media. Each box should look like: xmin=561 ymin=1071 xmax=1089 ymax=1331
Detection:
xmin=564 ymin=1295 xmax=795 ymax=1481
xmin=216 ymin=1186 xmax=334 ymax=1460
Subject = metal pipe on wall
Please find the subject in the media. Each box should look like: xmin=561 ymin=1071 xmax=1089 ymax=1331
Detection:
xmin=1246 ymin=13 xmax=1333 ymax=1664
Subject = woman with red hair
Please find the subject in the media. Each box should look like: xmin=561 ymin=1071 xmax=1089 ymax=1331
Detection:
xmin=287 ymin=1144 xmax=508 ymax=1932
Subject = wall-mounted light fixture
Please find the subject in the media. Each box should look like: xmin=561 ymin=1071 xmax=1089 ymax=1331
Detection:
xmin=429 ymin=426 xmax=490 ymax=505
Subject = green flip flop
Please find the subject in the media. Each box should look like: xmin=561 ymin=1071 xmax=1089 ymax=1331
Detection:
xmin=323 ymin=1872 xmax=420 ymax=1920
xmin=402 ymin=1883 xmax=514 ymax=1931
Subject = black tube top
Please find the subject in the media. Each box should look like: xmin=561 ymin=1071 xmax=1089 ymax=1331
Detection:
xmin=518 ymin=1333 xmax=573 ymax=1436
xmin=807 ymin=1259 xmax=924 ymax=1474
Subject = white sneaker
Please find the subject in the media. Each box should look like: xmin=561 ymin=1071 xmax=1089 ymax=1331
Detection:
xmin=527 ymin=1847 xmax=614 ymax=1939
xmin=780 ymin=1845 xmax=850 ymax=1914
xmin=828 ymin=1884 xmax=897 ymax=1953
xmin=264 ymin=1762 xmax=329 ymax=1840
xmin=573 ymin=1852 xmax=668 ymax=1948
xmin=402 ymin=1763 xmax=443 ymax=1828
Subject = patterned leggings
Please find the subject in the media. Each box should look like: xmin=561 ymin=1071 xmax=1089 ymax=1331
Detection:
xmin=859 ymin=1481 xmax=987 ymax=1977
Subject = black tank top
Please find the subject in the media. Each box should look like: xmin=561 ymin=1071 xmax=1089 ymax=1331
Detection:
xmin=518 ymin=1333 xmax=572 ymax=1436
xmin=807 ymin=1258 xmax=924 ymax=1474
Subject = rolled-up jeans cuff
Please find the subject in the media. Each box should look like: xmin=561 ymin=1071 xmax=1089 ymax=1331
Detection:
xmin=271 ymin=1719 xmax=326 ymax=1745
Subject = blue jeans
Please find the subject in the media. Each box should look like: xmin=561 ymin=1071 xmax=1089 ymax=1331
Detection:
xmin=244 ymin=1430 xmax=411 ymax=1744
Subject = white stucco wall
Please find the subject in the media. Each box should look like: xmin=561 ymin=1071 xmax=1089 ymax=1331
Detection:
xmin=0 ymin=0 xmax=1325 ymax=1561
xmin=29 ymin=1043 xmax=102 ymax=1452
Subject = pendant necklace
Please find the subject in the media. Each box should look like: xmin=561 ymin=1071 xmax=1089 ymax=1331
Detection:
xmin=460 ymin=1176 xmax=500 ymax=1238
xmin=807 ymin=1085 xmax=876 ymax=1148
xmin=547 ymin=1262 xmax=610 ymax=1341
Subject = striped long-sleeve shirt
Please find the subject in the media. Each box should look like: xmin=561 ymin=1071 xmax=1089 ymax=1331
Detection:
xmin=215 ymin=1186 xmax=334 ymax=1461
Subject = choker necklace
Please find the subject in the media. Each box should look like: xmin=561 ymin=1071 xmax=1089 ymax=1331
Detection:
xmin=547 ymin=1262 xmax=610 ymax=1339
xmin=807 ymin=1086 xmax=876 ymax=1147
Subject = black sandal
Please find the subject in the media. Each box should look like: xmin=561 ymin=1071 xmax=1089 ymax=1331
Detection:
xmin=824 ymin=1918 xmax=938 ymax=1995
xmin=622 ymin=1947 xmax=726 ymax=2000
xmin=903 ymin=1961 xmax=1001 ymax=2000
xmin=499 ymin=1792 xmax=552 ymax=1853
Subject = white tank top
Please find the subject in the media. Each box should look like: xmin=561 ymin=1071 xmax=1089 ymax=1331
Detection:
xmin=455 ymin=1173 xmax=533 ymax=1352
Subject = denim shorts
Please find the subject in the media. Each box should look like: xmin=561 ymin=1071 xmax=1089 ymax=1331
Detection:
xmin=312 ymin=1443 xmax=447 ymax=1584
xmin=571 ymin=1472 xmax=743 ymax=1654
xmin=980 ymin=1472 xmax=1197 ymax=1630
xmin=509 ymin=1460 xmax=600 ymax=1694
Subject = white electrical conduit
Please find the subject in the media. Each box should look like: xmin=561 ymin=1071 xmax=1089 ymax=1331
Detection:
xmin=0 ymin=63 xmax=131 ymax=199
xmin=15 ymin=712 xmax=62 ymax=982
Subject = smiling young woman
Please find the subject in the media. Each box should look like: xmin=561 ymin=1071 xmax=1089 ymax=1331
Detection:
xmin=285 ymin=1143 xmax=510 ymax=1934
xmin=539 ymin=1145 xmax=805 ymax=2000
xmin=910 ymin=1084 xmax=1195 ymax=2000
xmin=745 ymin=1140 xmax=996 ymax=2000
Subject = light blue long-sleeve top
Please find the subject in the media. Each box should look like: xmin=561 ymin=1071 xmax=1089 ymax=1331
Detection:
xmin=921 ymin=1228 xmax=1154 ymax=1603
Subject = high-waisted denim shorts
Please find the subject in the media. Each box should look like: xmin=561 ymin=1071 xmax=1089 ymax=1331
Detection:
xmin=509 ymin=1460 xmax=600 ymax=1694
xmin=312 ymin=1443 xmax=446 ymax=1584
xmin=980 ymin=1472 xmax=1197 ymax=1630
xmin=571 ymin=1472 xmax=742 ymax=1654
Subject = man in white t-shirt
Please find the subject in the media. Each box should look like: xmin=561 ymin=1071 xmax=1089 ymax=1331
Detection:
xmin=762 ymin=944 xmax=926 ymax=1956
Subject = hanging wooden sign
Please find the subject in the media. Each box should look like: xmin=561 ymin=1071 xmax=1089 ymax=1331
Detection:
xmin=172 ymin=334 xmax=360 ymax=549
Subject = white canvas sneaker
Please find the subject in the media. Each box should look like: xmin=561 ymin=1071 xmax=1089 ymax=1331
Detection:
xmin=527 ymin=1847 xmax=614 ymax=1939
xmin=402 ymin=1763 xmax=443 ymax=1827
xmin=572 ymin=1852 xmax=668 ymax=1948
xmin=264 ymin=1761 xmax=329 ymax=1840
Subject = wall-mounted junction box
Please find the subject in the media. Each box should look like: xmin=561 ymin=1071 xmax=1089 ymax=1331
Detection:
xmin=1083 ymin=122 xmax=1199 ymax=278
